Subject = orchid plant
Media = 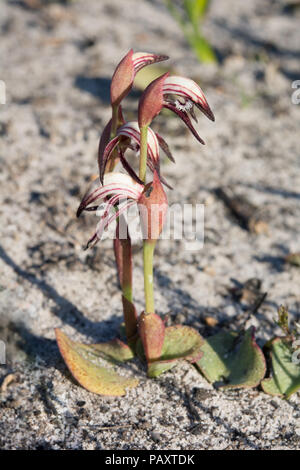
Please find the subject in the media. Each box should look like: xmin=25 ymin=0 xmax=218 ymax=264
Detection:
xmin=55 ymin=50 xmax=299 ymax=399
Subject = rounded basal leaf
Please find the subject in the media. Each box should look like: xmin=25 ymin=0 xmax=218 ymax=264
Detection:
xmin=147 ymin=359 xmax=178 ymax=377
xmin=261 ymin=337 xmax=300 ymax=398
xmin=88 ymin=337 xmax=136 ymax=363
xmin=146 ymin=325 xmax=204 ymax=378
xmin=55 ymin=329 xmax=138 ymax=397
xmin=196 ymin=330 xmax=238 ymax=384
xmin=196 ymin=327 xmax=266 ymax=389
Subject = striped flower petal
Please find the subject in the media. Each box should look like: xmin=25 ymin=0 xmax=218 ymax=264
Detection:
xmin=117 ymin=122 xmax=159 ymax=165
xmin=77 ymin=173 xmax=143 ymax=218
xmin=98 ymin=106 xmax=125 ymax=180
xmin=163 ymin=76 xmax=215 ymax=122
xmin=132 ymin=52 xmax=169 ymax=74
xmin=138 ymin=73 xmax=214 ymax=144
xmin=100 ymin=121 xmax=170 ymax=185
xmin=77 ymin=172 xmax=168 ymax=249
xmin=86 ymin=200 xmax=136 ymax=250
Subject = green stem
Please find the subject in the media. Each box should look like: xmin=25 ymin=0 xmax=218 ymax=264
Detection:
xmin=138 ymin=124 xmax=156 ymax=314
xmin=143 ymin=240 xmax=156 ymax=314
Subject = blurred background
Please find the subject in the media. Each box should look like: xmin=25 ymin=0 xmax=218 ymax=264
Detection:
xmin=0 ymin=0 xmax=300 ymax=449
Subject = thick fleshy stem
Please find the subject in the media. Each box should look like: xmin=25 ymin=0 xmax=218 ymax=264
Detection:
xmin=114 ymin=218 xmax=138 ymax=347
xmin=143 ymin=239 xmax=156 ymax=314
xmin=139 ymin=125 xmax=156 ymax=314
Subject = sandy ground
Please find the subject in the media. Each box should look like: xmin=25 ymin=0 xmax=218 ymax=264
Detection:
xmin=0 ymin=0 xmax=300 ymax=450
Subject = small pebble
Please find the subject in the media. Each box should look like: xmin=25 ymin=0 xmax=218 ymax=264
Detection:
xmin=150 ymin=431 xmax=161 ymax=443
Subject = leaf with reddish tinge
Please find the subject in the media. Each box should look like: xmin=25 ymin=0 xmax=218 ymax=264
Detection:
xmin=145 ymin=325 xmax=204 ymax=377
xmin=86 ymin=338 xmax=136 ymax=363
xmin=196 ymin=327 xmax=266 ymax=389
xmin=55 ymin=329 xmax=138 ymax=396
xmin=262 ymin=338 xmax=300 ymax=398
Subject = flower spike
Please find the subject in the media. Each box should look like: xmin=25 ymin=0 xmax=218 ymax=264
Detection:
xmin=110 ymin=49 xmax=168 ymax=107
xmin=58 ymin=53 xmax=218 ymax=395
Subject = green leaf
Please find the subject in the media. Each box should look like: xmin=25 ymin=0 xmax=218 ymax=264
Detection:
xmin=184 ymin=0 xmax=210 ymax=27
xmin=196 ymin=327 xmax=266 ymax=389
xmin=146 ymin=325 xmax=204 ymax=377
xmin=55 ymin=329 xmax=138 ymax=396
xmin=187 ymin=32 xmax=217 ymax=63
xmin=164 ymin=0 xmax=216 ymax=64
xmin=183 ymin=0 xmax=216 ymax=63
xmin=85 ymin=338 xmax=136 ymax=363
xmin=262 ymin=338 xmax=300 ymax=398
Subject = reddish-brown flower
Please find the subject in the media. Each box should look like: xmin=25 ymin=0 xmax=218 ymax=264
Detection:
xmin=98 ymin=121 xmax=174 ymax=186
xmin=138 ymin=73 xmax=215 ymax=144
xmin=110 ymin=49 xmax=168 ymax=107
xmin=76 ymin=171 xmax=168 ymax=248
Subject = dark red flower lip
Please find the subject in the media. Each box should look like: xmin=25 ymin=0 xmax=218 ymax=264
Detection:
xmin=138 ymin=73 xmax=214 ymax=141
xmin=163 ymin=75 xmax=215 ymax=122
